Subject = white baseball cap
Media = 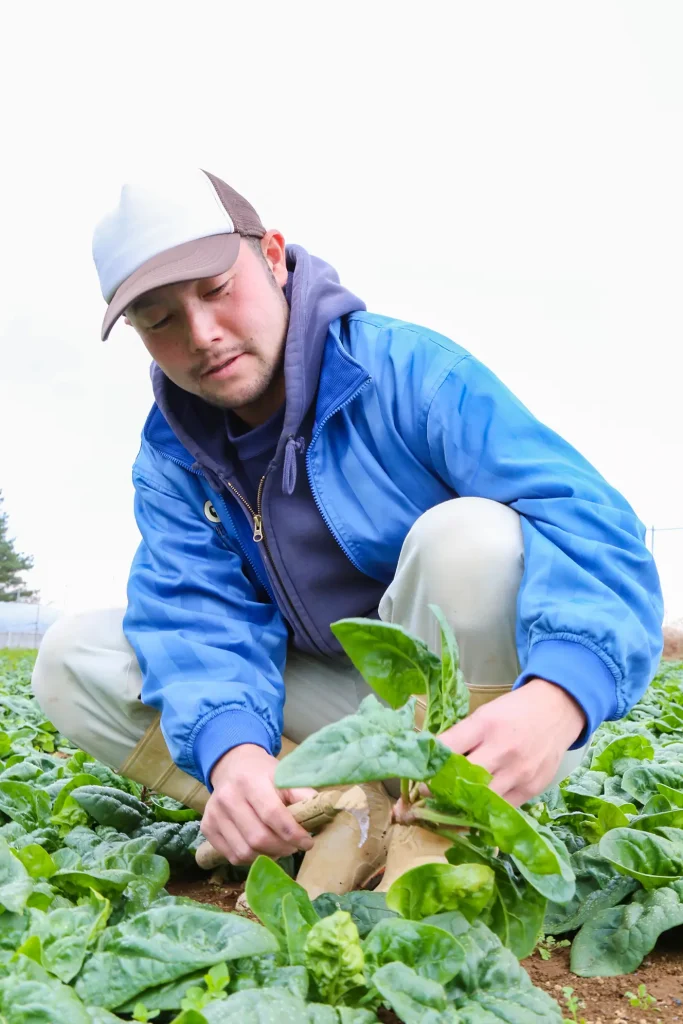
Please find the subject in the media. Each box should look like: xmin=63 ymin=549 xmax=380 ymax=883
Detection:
xmin=92 ymin=168 xmax=266 ymax=340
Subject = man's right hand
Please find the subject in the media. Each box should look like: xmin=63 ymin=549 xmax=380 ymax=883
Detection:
xmin=201 ymin=743 xmax=317 ymax=865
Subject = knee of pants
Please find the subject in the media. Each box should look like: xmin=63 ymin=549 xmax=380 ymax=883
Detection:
xmin=403 ymin=497 xmax=524 ymax=606
xmin=31 ymin=612 xmax=92 ymax=718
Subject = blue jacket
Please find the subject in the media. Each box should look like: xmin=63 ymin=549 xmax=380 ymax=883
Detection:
xmin=124 ymin=289 xmax=663 ymax=785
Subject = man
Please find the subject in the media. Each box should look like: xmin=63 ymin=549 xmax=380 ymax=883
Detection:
xmin=33 ymin=168 xmax=663 ymax=891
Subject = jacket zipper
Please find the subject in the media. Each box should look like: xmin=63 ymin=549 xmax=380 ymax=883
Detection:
xmin=150 ymin=449 xmax=272 ymax=597
xmin=225 ymin=479 xmax=264 ymax=542
xmin=151 ymin=375 xmax=372 ymax=647
xmin=226 ymin=471 xmax=326 ymax=652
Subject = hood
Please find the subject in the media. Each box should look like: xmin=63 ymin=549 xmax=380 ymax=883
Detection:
xmin=151 ymin=244 xmax=365 ymax=492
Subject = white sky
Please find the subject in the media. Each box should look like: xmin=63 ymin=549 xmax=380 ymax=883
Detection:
xmin=1 ymin=1 xmax=682 ymax=618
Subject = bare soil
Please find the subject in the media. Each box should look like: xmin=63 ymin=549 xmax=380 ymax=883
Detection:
xmin=168 ymin=875 xmax=683 ymax=1023
xmin=167 ymin=873 xmax=244 ymax=912
xmin=524 ymin=935 xmax=683 ymax=1024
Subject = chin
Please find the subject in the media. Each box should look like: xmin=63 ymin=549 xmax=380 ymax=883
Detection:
xmin=200 ymin=381 xmax=259 ymax=411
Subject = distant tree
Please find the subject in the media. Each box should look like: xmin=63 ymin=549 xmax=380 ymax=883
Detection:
xmin=0 ymin=491 xmax=38 ymax=602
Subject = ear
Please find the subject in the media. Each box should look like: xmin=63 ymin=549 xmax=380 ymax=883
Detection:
xmin=261 ymin=230 xmax=288 ymax=287
xmin=123 ymin=316 xmax=132 ymax=326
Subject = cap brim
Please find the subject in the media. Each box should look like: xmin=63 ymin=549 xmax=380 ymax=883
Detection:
xmin=101 ymin=233 xmax=241 ymax=340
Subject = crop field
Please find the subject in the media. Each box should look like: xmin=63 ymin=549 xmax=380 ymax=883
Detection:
xmin=0 ymin=637 xmax=682 ymax=1023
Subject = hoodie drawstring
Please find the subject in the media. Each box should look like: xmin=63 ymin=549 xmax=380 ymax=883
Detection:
xmin=282 ymin=435 xmax=306 ymax=496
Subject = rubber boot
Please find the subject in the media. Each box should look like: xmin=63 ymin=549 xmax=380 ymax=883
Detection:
xmin=118 ymin=716 xmax=210 ymax=814
xmin=119 ymin=719 xmax=300 ymax=816
xmin=295 ymin=782 xmax=393 ymax=900
xmin=374 ymin=824 xmax=453 ymax=892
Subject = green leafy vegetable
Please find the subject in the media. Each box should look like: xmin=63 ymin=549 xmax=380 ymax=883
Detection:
xmin=75 ymin=904 xmax=279 ymax=1008
xmin=363 ymin=917 xmax=462 ymax=985
xmin=245 ymin=855 xmax=318 ymax=962
xmin=303 ymin=911 xmax=366 ymax=1006
xmin=70 ymin=786 xmax=152 ymax=833
xmin=371 ymin=962 xmax=458 ymax=1022
xmin=312 ymin=892 xmax=397 ymax=939
xmin=330 ymin=618 xmax=437 ymax=708
xmin=600 ymin=826 xmax=683 ymax=888
xmin=386 ymin=862 xmax=495 ymax=922
xmin=424 ymin=605 xmax=469 ymax=734
xmin=571 ymin=879 xmax=683 ymax=976
xmin=275 ymin=696 xmax=451 ymax=789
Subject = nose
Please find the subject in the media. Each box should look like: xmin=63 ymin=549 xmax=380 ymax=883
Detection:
xmin=185 ymin=302 xmax=223 ymax=352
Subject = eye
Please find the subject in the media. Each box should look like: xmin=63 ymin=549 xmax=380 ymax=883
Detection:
xmin=147 ymin=314 xmax=172 ymax=331
xmin=204 ymin=278 xmax=233 ymax=299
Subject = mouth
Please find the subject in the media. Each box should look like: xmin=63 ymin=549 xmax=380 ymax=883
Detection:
xmin=200 ymin=353 xmax=244 ymax=380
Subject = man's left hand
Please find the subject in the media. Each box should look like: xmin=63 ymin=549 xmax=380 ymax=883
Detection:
xmin=438 ymin=678 xmax=586 ymax=806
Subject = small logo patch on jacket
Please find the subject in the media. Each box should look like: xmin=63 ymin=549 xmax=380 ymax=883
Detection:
xmin=204 ymin=500 xmax=221 ymax=523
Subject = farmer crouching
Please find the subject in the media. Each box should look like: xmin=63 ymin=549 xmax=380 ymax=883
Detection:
xmin=32 ymin=169 xmax=663 ymax=897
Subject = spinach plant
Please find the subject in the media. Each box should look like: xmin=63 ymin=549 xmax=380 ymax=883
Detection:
xmin=275 ymin=607 xmax=575 ymax=958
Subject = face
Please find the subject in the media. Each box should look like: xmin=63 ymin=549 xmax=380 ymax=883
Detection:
xmin=125 ymin=232 xmax=289 ymax=426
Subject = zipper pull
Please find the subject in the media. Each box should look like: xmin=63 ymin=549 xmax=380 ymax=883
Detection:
xmin=253 ymin=514 xmax=264 ymax=543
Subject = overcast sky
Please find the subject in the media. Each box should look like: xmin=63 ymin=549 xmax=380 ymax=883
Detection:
xmin=1 ymin=1 xmax=682 ymax=619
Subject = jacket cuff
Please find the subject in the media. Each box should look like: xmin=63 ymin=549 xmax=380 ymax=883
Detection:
xmin=513 ymin=638 xmax=617 ymax=748
xmin=193 ymin=710 xmax=274 ymax=790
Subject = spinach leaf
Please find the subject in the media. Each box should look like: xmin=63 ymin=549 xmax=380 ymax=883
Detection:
xmin=13 ymin=843 xmax=56 ymax=879
xmin=0 ymin=955 xmax=102 ymax=1024
xmin=363 ymin=917 xmax=462 ymax=985
xmin=571 ymin=879 xmax=683 ymax=976
xmin=386 ymin=862 xmax=495 ymax=922
xmin=330 ymin=618 xmax=438 ymax=708
xmin=427 ymin=753 xmax=492 ymax=799
xmin=75 ymin=904 xmax=279 ymax=1008
xmin=70 ymin=785 xmax=151 ymax=832
xmin=371 ymin=962 xmax=458 ymax=1022
xmin=303 ymin=911 xmax=367 ymax=1006
xmin=245 ymin=856 xmax=319 ymax=960
xmin=0 ymin=835 xmax=33 ymax=912
xmin=132 ymin=821 xmax=203 ymax=867
xmin=622 ymin=762 xmax=683 ymax=804
xmin=0 ymin=780 xmax=51 ymax=830
xmin=591 ymin=735 xmax=655 ymax=774
xmin=312 ymin=892 xmax=397 ymax=939
xmin=544 ymin=843 xmax=640 ymax=935
xmin=28 ymin=890 xmax=111 ymax=982
xmin=421 ymin=912 xmax=563 ymax=1022
xmin=274 ymin=697 xmax=451 ymax=789
xmin=431 ymin=777 xmax=574 ymax=900
xmin=446 ymin=840 xmax=546 ymax=958
xmin=424 ymin=605 xmax=469 ymax=735
xmin=150 ymin=795 xmax=200 ymax=823
xmin=202 ymin=987 xmax=378 ymax=1021
xmin=600 ymin=826 xmax=683 ymax=888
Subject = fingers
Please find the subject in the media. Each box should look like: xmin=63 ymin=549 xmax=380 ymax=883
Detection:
xmin=438 ymin=713 xmax=486 ymax=756
xmin=248 ymin=785 xmax=314 ymax=851
xmin=202 ymin=777 xmax=314 ymax=867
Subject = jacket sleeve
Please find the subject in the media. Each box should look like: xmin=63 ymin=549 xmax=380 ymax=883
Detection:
xmin=426 ymin=352 xmax=663 ymax=743
xmin=123 ymin=465 xmax=288 ymax=785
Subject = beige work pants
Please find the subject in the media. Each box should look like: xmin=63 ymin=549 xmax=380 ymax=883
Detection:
xmin=32 ymin=498 xmax=585 ymax=808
